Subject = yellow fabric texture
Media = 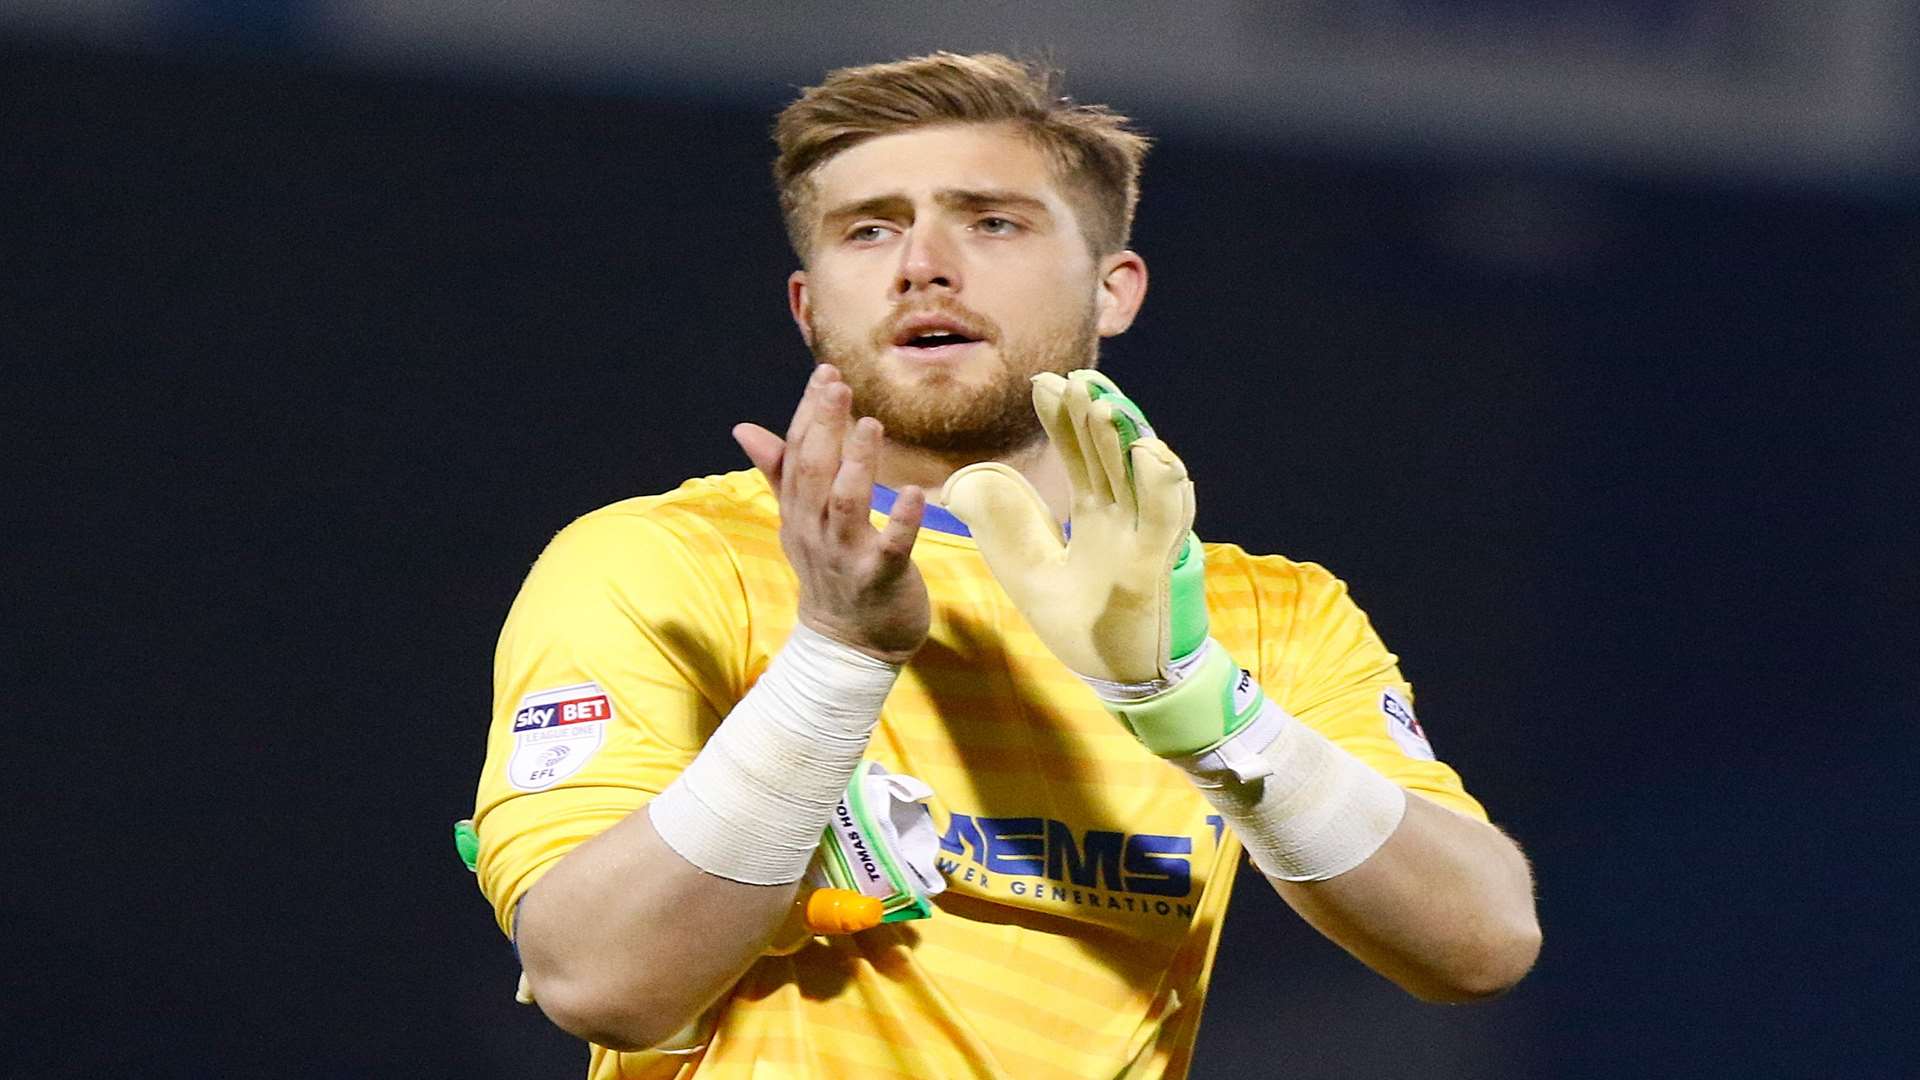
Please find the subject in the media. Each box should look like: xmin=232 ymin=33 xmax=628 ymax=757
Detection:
xmin=473 ymin=469 xmax=1487 ymax=1080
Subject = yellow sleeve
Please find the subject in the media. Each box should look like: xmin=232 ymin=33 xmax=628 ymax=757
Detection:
xmin=472 ymin=505 xmax=752 ymax=937
xmin=1256 ymin=559 xmax=1488 ymax=823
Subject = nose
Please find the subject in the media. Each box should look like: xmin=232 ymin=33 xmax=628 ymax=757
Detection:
xmin=894 ymin=223 xmax=959 ymax=297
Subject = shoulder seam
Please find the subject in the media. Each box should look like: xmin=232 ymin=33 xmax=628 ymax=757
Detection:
xmin=557 ymin=485 xmax=762 ymax=703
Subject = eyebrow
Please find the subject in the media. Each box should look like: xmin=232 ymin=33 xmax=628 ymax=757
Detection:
xmin=935 ymin=188 xmax=1050 ymax=217
xmin=819 ymin=188 xmax=1054 ymax=232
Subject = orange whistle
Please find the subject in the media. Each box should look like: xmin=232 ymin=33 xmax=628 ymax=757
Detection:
xmin=802 ymin=887 xmax=884 ymax=934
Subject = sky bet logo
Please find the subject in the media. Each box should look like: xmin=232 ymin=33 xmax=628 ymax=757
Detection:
xmin=939 ymin=813 xmax=1194 ymax=898
xmin=513 ymin=692 xmax=611 ymax=731
xmin=506 ymin=682 xmax=611 ymax=792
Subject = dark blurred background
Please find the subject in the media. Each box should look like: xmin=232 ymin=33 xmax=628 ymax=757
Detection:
xmin=6 ymin=4 xmax=1915 ymax=1078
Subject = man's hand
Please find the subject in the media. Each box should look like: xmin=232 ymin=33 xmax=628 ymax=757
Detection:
xmin=942 ymin=370 xmax=1266 ymax=759
xmin=734 ymin=364 xmax=930 ymax=664
xmin=941 ymin=370 xmax=1198 ymax=684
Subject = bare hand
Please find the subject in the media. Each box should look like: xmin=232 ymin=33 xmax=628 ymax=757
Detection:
xmin=733 ymin=365 xmax=930 ymax=664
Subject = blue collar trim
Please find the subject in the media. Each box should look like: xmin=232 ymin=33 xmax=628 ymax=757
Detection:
xmin=870 ymin=483 xmax=1069 ymax=539
xmin=871 ymin=484 xmax=972 ymax=537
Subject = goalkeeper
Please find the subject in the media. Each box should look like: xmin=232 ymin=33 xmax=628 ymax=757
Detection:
xmin=468 ymin=51 xmax=1540 ymax=1079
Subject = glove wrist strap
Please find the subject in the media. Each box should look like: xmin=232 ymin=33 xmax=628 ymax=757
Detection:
xmin=1086 ymin=639 xmax=1409 ymax=881
xmin=1164 ymin=696 xmax=1289 ymax=782
xmin=1082 ymin=639 xmax=1263 ymax=758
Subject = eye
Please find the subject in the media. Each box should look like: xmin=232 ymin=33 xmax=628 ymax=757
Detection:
xmin=846 ymin=223 xmax=894 ymax=244
xmin=974 ymin=215 xmax=1022 ymax=236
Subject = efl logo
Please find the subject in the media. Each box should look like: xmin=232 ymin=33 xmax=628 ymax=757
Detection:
xmin=514 ymin=690 xmax=612 ymax=731
xmin=507 ymin=681 xmax=613 ymax=791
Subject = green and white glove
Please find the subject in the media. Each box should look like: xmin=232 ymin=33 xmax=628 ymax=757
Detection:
xmin=809 ymin=760 xmax=946 ymax=923
xmin=767 ymin=759 xmax=945 ymax=954
xmin=941 ymin=371 xmax=1277 ymax=773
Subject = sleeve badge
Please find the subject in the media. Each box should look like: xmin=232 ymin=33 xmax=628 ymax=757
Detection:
xmin=507 ymin=681 xmax=613 ymax=790
xmin=1380 ymin=688 xmax=1436 ymax=761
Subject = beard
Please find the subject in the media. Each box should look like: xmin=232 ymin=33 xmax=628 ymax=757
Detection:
xmin=808 ymin=298 xmax=1100 ymax=458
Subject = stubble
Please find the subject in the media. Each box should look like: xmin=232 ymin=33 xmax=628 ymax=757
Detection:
xmin=809 ymin=300 xmax=1100 ymax=459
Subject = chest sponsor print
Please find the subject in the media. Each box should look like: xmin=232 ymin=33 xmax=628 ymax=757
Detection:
xmin=932 ymin=810 xmax=1224 ymax=925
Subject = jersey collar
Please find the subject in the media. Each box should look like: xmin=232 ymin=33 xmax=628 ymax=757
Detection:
xmin=871 ymin=483 xmax=972 ymax=537
xmin=870 ymin=484 xmax=1070 ymax=540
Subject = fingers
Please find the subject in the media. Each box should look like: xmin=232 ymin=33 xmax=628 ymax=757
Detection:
xmin=828 ymin=415 xmax=882 ymax=542
xmin=1085 ymin=399 xmax=1137 ymax=519
xmin=789 ymin=368 xmax=853 ymax=514
xmin=1129 ymin=437 xmax=1195 ymax=544
xmin=1062 ymin=378 xmax=1118 ymax=507
xmin=732 ymin=422 xmax=786 ymax=488
xmin=772 ymin=365 xmax=825 ymax=503
xmin=775 ymin=367 xmax=911 ymax=560
xmin=1032 ymin=373 xmax=1092 ymax=497
xmin=876 ymin=484 xmax=926 ymax=570
xmin=942 ymin=462 xmax=1065 ymax=570
xmin=1041 ymin=372 xmax=1160 ymax=518
xmin=768 ymin=366 xmax=930 ymax=661
xmin=783 ymin=364 xmax=832 ymax=448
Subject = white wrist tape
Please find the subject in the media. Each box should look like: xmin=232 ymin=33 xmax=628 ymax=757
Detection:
xmin=648 ymin=623 xmax=900 ymax=886
xmin=1172 ymin=698 xmax=1408 ymax=882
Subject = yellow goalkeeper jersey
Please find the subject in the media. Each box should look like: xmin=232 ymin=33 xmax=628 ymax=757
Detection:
xmin=473 ymin=468 xmax=1486 ymax=1080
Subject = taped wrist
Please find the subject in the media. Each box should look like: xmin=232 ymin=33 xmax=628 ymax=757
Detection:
xmin=648 ymin=623 xmax=899 ymax=886
xmin=1172 ymin=702 xmax=1408 ymax=882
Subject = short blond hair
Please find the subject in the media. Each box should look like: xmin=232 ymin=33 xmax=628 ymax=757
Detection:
xmin=773 ymin=52 xmax=1150 ymax=260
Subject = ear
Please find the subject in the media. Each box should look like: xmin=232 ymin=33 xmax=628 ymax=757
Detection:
xmin=787 ymin=270 xmax=814 ymax=347
xmin=1094 ymin=250 xmax=1148 ymax=338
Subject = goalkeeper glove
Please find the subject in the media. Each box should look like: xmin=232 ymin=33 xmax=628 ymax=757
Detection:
xmin=943 ymin=371 xmax=1410 ymax=884
xmin=941 ymin=370 xmax=1274 ymax=771
xmin=767 ymin=759 xmax=947 ymax=954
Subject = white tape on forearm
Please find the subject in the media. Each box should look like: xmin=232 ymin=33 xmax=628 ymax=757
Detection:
xmin=648 ymin=623 xmax=900 ymax=886
xmin=1174 ymin=699 xmax=1408 ymax=882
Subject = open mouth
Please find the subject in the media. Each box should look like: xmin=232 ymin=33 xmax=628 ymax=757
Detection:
xmin=892 ymin=317 xmax=987 ymax=358
xmin=900 ymin=331 xmax=979 ymax=351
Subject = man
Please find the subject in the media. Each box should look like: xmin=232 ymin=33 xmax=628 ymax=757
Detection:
xmin=470 ymin=52 xmax=1540 ymax=1078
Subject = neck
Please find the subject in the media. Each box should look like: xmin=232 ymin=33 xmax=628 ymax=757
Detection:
xmin=876 ymin=436 xmax=1071 ymax=525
